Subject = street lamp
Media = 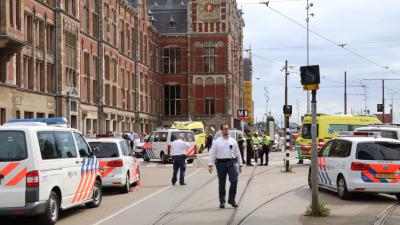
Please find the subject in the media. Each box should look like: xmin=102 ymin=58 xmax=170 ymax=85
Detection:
xmin=306 ymin=0 xmax=314 ymax=114
xmin=256 ymin=77 xmax=269 ymax=129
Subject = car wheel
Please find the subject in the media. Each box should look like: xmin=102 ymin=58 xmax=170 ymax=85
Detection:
xmin=38 ymin=191 xmax=59 ymax=225
xmin=121 ymin=173 xmax=130 ymax=193
xmin=337 ymin=175 xmax=352 ymax=200
xmin=143 ymin=151 xmax=150 ymax=162
xmin=187 ymin=159 xmax=194 ymax=164
xmin=160 ymin=152 xmax=167 ymax=164
xmin=396 ymin=194 xmax=400 ymax=202
xmin=86 ymin=180 xmax=103 ymax=208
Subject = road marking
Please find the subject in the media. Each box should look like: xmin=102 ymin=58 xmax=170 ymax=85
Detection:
xmin=91 ymin=168 xmax=202 ymax=225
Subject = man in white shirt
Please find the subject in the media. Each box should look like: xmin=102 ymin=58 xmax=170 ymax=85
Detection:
xmin=171 ymin=133 xmax=191 ymax=185
xmin=209 ymin=124 xmax=243 ymax=208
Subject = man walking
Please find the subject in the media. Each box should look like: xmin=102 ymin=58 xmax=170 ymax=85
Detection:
xmin=209 ymin=124 xmax=243 ymax=208
xmin=171 ymin=133 xmax=190 ymax=185
xmin=245 ymin=132 xmax=254 ymax=166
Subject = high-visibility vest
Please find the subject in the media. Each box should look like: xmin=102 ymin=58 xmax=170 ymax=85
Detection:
xmin=262 ymin=136 xmax=271 ymax=145
xmin=252 ymin=136 xmax=261 ymax=144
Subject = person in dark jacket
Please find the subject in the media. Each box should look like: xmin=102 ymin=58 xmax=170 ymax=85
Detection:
xmin=205 ymin=134 xmax=213 ymax=151
xmin=237 ymin=134 xmax=246 ymax=165
xmin=245 ymin=132 xmax=254 ymax=166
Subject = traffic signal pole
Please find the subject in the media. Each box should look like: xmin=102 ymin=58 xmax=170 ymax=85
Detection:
xmin=310 ymin=89 xmax=319 ymax=216
xmin=284 ymin=60 xmax=290 ymax=172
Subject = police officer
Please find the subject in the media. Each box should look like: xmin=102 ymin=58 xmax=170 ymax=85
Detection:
xmin=209 ymin=124 xmax=243 ymax=209
xmin=237 ymin=134 xmax=246 ymax=165
xmin=171 ymin=133 xmax=190 ymax=185
xmin=260 ymin=133 xmax=271 ymax=166
xmin=245 ymin=132 xmax=254 ymax=166
xmin=252 ymin=132 xmax=262 ymax=164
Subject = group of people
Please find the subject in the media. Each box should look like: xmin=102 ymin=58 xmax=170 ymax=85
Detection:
xmin=170 ymin=124 xmax=273 ymax=209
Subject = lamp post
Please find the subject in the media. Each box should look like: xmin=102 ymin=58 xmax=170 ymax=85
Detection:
xmin=256 ymin=77 xmax=269 ymax=128
xmin=306 ymin=0 xmax=314 ymax=114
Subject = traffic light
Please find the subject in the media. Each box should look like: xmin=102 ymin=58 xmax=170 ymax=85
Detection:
xmin=283 ymin=105 xmax=292 ymax=116
xmin=300 ymin=65 xmax=320 ymax=90
xmin=377 ymin=104 xmax=384 ymax=112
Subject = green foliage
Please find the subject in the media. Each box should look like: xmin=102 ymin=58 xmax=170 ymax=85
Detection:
xmin=304 ymin=202 xmax=330 ymax=217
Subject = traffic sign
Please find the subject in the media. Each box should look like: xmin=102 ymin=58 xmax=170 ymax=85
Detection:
xmin=377 ymin=104 xmax=384 ymax=112
xmin=237 ymin=109 xmax=248 ymax=119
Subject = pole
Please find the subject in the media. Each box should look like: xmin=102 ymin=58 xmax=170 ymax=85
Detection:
xmin=344 ymin=71 xmax=347 ymax=114
xmin=311 ymin=89 xmax=319 ymax=216
xmin=382 ymin=80 xmax=385 ymax=123
xmin=284 ymin=60 xmax=290 ymax=172
xmin=306 ymin=0 xmax=310 ymax=114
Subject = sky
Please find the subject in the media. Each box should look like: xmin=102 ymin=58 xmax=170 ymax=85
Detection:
xmin=238 ymin=0 xmax=400 ymax=126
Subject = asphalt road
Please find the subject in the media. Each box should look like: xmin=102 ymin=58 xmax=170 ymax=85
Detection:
xmin=1 ymin=152 xmax=398 ymax=225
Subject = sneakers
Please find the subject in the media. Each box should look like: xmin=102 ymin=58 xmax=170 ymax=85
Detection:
xmin=219 ymin=203 xmax=225 ymax=209
xmin=228 ymin=200 xmax=238 ymax=208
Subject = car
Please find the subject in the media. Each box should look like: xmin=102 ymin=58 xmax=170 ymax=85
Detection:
xmin=142 ymin=129 xmax=197 ymax=164
xmin=309 ymin=133 xmax=400 ymax=201
xmin=87 ymin=138 xmax=140 ymax=193
xmin=0 ymin=118 xmax=103 ymax=225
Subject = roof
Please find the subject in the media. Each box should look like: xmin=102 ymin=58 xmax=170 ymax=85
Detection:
xmin=147 ymin=0 xmax=188 ymax=34
xmin=0 ymin=124 xmax=75 ymax=132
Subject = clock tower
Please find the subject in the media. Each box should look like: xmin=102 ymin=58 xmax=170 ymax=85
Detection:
xmin=189 ymin=0 xmax=226 ymax=33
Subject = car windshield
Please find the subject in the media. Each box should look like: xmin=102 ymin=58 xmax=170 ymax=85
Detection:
xmin=89 ymin=142 xmax=119 ymax=158
xmin=301 ymin=124 xmax=319 ymax=139
xmin=356 ymin=142 xmax=400 ymax=160
xmin=0 ymin=131 xmax=28 ymax=162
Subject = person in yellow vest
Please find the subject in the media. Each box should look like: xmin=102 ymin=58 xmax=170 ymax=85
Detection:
xmin=252 ymin=132 xmax=262 ymax=165
xmin=260 ymin=132 xmax=271 ymax=166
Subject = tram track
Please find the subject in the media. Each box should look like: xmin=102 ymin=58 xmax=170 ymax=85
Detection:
xmin=374 ymin=202 xmax=399 ymax=225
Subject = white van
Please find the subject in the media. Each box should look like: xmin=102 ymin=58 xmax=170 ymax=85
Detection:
xmin=143 ymin=129 xmax=197 ymax=164
xmin=0 ymin=119 xmax=103 ymax=225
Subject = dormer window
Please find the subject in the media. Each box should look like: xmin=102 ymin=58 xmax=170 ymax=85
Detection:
xmin=168 ymin=16 xmax=176 ymax=29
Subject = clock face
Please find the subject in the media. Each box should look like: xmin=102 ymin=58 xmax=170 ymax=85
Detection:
xmin=198 ymin=0 xmax=220 ymax=22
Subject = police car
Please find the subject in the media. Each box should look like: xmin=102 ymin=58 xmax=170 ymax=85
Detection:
xmin=356 ymin=124 xmax=400 ymax=140
xmin=143 ymin=129 xmax=197 ymax=164
xmin=309 ymin=131 xmax=400 ymax=200
xmin=0 ymin=118 xmax=102 ymax=225
xmin=87 ymin=138 xmax=140 ymax=193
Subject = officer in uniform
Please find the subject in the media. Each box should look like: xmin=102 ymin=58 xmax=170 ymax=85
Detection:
xmin=252 ymin=132 xmax=262 ymax=165
xmin=209 ymin=124 xmax=243 ymax=209
xmin=245 ymin=132 xmax=254 ymax=166
xmin=236 ymin=134 xmax=246 ymax=165
xmin=171 ymin=133 xmax=190 ymax=185
xmin=260 ymin=133 xmax=271 ymax=166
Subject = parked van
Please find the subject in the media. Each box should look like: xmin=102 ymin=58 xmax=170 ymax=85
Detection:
xmin=171 ymin=121 xmax=206 ymax=152
xmin=299 ymin=114 xmax=382 ymax=158
xmin=0 ymin=118 xmax=102 ymax=225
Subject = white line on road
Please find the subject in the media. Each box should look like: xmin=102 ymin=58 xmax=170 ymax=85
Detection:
xmin=91 ymin=168 xmax=203 ymax=225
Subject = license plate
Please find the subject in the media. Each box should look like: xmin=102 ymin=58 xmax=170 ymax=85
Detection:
xmin=375 ymin=173 xmax=397 ymax=179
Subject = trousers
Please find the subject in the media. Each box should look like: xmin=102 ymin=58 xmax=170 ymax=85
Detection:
xmin=216 ymin=161 xmax=238 ymax=204
xmin=171 ymin=155 xmax=186 ymax=184
xmin=260 ymin=144 xmax=270 ymax=165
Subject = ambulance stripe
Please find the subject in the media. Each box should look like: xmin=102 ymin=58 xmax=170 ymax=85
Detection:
xmin=0 ymin=162 xmax=19 ymax=177
xmin=5 ymin=167 xmax=27 ymax=186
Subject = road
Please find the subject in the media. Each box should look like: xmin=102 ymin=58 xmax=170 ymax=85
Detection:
xmin=2 ymin=151 xmax=398 ymax=225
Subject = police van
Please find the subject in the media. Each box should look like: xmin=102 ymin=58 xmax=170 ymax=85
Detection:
xmin=143 ymin=129 xmax=197 ymax=164
xmin=0 ymin=118 xmax=103 ymax=225
xmin=310 ymin=131 xmax=400 ymax=200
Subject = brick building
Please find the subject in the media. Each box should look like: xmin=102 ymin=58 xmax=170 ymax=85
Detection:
xmin=0 ymin=0 xmax=244 ymax=134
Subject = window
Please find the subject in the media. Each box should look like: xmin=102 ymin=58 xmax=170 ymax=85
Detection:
xmin=36 ymin=20 xmax=45 ymax=48
xmin=120 ymin=19 xmax=124 ymax=51
xmin=321 ymin=141 xmax=333 ymax=157
xmin=162 ymin=47 xmax=181 ymax=74
xmin=144 ymin=35 xmax=148 ymax=64
xmin=0 ymin=131 xmax=27 ymax=162
xmin=112 ymin=86 xmax=117 ymax=107
xmin=64 ymin=30 xmax=77 ymax=69
xmin=164 ymin=85 xmax=181 ymax=115
xmin=92 ymin=0 xmax=99 ymax=37
xmin=357 ymin=142 xmax=400 ymax=160
xmin=9 ymin=0 xmax=13 ymax=27
xmin=16 ymin=53 xmax=21 ymax=86
xmin=301 ymin=124 xmax=319 ymax=139
xmin=65 ymin=0 xmax=76 ymax=16
xmin=205 ymin=98 xmax=215 ymax=115
xmin=16 ymin=110 xmax=21 ymax=119
xmin=83 ymin=52 xmax=90 ymax=102
xmin=171 ymin=132 xmax=195 ymax=142
xmin=37 ymin=112 xmax=45 ymax=118
xmin=120 ymin=140 xmax=130 ymax=156
xmin=47 ymin=25 xmax=55 ymax=52
xmin=24 ymin=111 xmax=34 ymax=119
xmin=54 ymin=132 xmax=77 ymax=158
xmin=357 ymin=129 xmax=398 ymax=140
xmin=0 ymin=108 xmax=6 ymax=125
xmin=155 ymin=132 xmax=168 ymax=142
xmin=25 ymin=14 xmax=33 ymax=44
xmin=328 ymin=140 xmax=352 ymax=158
xmin=112 ymin=59 xmax=117 ymax=82
xmin=73 ymin=133 xmax=90 ymax=157
xmin=47 ymin=64 xmax=54 ymax=93
xmin=37 ymin=132 xmax=59 ymax=160
xmin=105 ymin=84 xmax=110 ymax=105
xmin=83 ymin=0 xmax=89 ymax=32
xmin=329 ymin=124 xmax=349 ymax=133
xmin=104 ymin=55 xmax=110 ymax=80
xmin=89 ymin=142 xmax=119 ymax=158
xmin=15 ymin=0 xmax=21 ymax=29
xmin=93 ymin=56 xmax=99 ymax=103
xmin=204 ymin=47 xmax=216 ymax=73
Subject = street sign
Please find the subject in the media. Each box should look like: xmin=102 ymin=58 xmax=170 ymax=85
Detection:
xmin=377 ymin=104 xmax=384 ymax=112
xmin=237 ymin=109 xmax=248 ymax=119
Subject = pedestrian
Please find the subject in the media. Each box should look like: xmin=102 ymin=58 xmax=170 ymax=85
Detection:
xmin=205 ymin=133 xmax=213 ymax=151
xmin=171 ymin=133 xmax=190 ymax=185
xmin=260 ymin=133 xmax=271 ymax=166
xmin=237 ymin=134 xmax=246 ymax=165
xmin=245 ymin=132 xmax=254 ymax=166
xmin=208 ymin=124 xmax=243 ymax=209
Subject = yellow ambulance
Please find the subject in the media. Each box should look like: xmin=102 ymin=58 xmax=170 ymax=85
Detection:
xmin=171 ymin=121 xmax=206 ymax=153
xmin=299 ymin=114 xmax=382 ymax=158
